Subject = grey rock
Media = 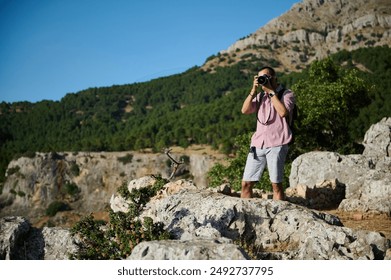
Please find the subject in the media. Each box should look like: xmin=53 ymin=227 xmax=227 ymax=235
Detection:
xmin=139 ymin=188 xmax=389 ymax=260
xmin=0 ymin=216 xmax=78 ymax=260
xmin=40 ymin=227 xmax=79 ymax=260
xmin=0 ymin=216 xmax=30 ymax=259
xmin=286 ymin=179 xmax=346 ymax=209
xmin=289 ymin=118 xmax=391 ymax=214
xmin=128 ymin=239 xmax=249 ymax=260
xmin=363 ymin=117 xmax=391 ymax=157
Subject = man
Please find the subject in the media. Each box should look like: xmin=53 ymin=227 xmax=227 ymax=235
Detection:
xmin=241 ymin=66 xmax=295 ymax=200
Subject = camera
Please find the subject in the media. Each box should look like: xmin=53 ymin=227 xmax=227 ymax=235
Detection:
xmin=257 ymin=74 xmax=270 ymax=85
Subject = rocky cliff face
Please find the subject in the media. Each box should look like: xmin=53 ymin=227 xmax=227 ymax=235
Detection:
xmin=0 ymin=148 xmax=225 ymax=221
xmin=203 ymin=0 xmax=391 ymax=72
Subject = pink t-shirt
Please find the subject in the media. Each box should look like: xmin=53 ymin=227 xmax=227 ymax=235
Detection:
xmin=249 ymin=90 xmax=295 ymax=148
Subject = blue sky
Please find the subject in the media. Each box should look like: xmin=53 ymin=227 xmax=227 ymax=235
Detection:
xmin=0 ymin=0 xmax=299 ymax=103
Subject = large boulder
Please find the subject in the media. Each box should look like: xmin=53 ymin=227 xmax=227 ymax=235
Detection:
xmin=289 ymin=117 xmax=391 ymax=214
xmin=362 ymin=117 xmax=391 ymax=157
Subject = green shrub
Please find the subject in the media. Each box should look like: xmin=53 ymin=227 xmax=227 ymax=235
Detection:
xmin=46 ymin=201 xmax=70 ymax=217
xmin=17 ymin=190 xmax=26 ymax=197
xmin=117 ymin=154 xmax=133 ymax=164
xmin=7 ymin=166 xmax=20 ymax=176
xmin=21 ymin=151 xmax=36 ymax=158
xmin=70 ymin=162 xmax=80 ymax=176
xmin=63 ymin=182 xmax=80 ymax=197
xmin=70 ymin=176 xmax=171 ymax=259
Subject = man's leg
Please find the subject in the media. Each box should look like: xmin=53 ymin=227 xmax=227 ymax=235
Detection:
xmin=272 ymin=182 xmax=284 ymax=200
xmin=241 ymin=181 xmax=256 ymax=198
xmin=241 ymin=147 xmax=266 ymax=199
xmin=266 ymin=145 xmax=289 ymax=201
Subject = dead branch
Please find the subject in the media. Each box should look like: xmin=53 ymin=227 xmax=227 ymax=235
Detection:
xmin=164 ymin=148 xmax=184 ymax=180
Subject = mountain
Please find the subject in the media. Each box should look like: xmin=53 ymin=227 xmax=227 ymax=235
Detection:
xmin=203 ymin=0 xmax=391 ymax=72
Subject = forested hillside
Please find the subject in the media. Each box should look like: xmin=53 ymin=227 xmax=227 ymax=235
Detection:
xmin=0 ymin=46 xmax=390 ymax=183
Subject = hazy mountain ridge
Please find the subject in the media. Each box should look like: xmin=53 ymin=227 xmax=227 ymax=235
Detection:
xmin=203 ymin=0 xmax=391 ymax=72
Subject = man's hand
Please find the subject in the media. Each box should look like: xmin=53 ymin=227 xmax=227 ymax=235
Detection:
xmin=252 ymin=75 xmax=260 ymax=91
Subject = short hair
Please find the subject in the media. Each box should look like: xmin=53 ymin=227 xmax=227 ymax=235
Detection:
xmin=259 ymin=66 xmax=276 ymax=77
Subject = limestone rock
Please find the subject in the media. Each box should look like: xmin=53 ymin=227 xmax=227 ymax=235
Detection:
xmin=363 ymin=117 xmax=391 ymax=157
xmin=140 ymin=188 xmax=389 ymax=260
xmin=128 ymin=239 xmax=249 ymax=260
xmin=286 ymin=179 xmax=346 ymax=209
xmin=0 ymin=216 xmax=30 ymax=259
xmin=0 ymin=216 xmax=78 ymax=260
xmin=289 ymin=118 xmax=391 ymax=214
xmin=110 ymin=176 xmax=199 ymax=213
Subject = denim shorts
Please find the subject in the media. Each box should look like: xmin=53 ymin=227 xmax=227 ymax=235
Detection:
xmin=242 ymin=144 xmax=289 ymax=184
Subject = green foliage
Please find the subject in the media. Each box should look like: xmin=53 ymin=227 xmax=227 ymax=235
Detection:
xmin=17 ymin=190 xmax=26 ymax=197
xmin=62 ymin=182 xmax=80 ymax=197
xmin=208 ymin=133 xmax=251 ymax=191
xmin=45 ymin=201 xmax=70 ymax=217
xmin=117 ymin=153 xmax=133 ymax=164
xmin=70 ymin=215 xmax=116 ymax=259
xmin=6 ymin=166 xmax=20 ymax=176
xmin=292 ymin=57 xmax=370 ymax=153
xmin=69 ymin=162 xmax=80 ymax=176
xmin=70 ymin=176 xmax=171 ymax=259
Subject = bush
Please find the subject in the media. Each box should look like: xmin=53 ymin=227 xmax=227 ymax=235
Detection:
xmin=117 ymin=154 xmax=133 ymax=164
xmin=70 ymin=162 xmax=80 ymax=176
xmin=7 ymin=166 xmax=20 ymax=176
xmin=46 ymin=201 xmax=70 ymax=217
xmin=70 ymin=176 xmax=171 ymax=259
xmin=63 ymin=182 xmax=80 ymax=197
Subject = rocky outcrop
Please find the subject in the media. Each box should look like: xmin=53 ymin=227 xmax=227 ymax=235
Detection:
xmin=289 ymin=117 xmax=391 ymax=214
xmin=0 ymin=216 xmax=78 ymax=260
xmin=127 ymin=178 xmax=389 ymax=260
xmin=203 ymin=0 xmax=391 ymax=72
xmin=0 ymin=148 xmax=224 ymax=221
xmin=2 ymin=176 xmax=390 ymax=260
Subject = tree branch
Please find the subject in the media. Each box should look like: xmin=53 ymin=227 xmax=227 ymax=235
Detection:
xmin=164 ymin=148 xmax=184 ymax=180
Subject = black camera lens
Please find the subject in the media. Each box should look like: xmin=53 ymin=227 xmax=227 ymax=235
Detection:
xmin=257 ymin=75 xmax=269 ymax=85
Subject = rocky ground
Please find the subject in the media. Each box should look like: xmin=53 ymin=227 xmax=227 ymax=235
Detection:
xmin=31 ymin=206 xmax=391 ymax=241
xmin=326 ymin=210 xmax=391 ymax=240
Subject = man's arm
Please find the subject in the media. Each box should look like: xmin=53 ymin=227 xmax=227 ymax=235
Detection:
xmin=269 ymin=93 xmax=288 ymax=118
xmin=241 ymin=76 xmax=259 ymax=114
